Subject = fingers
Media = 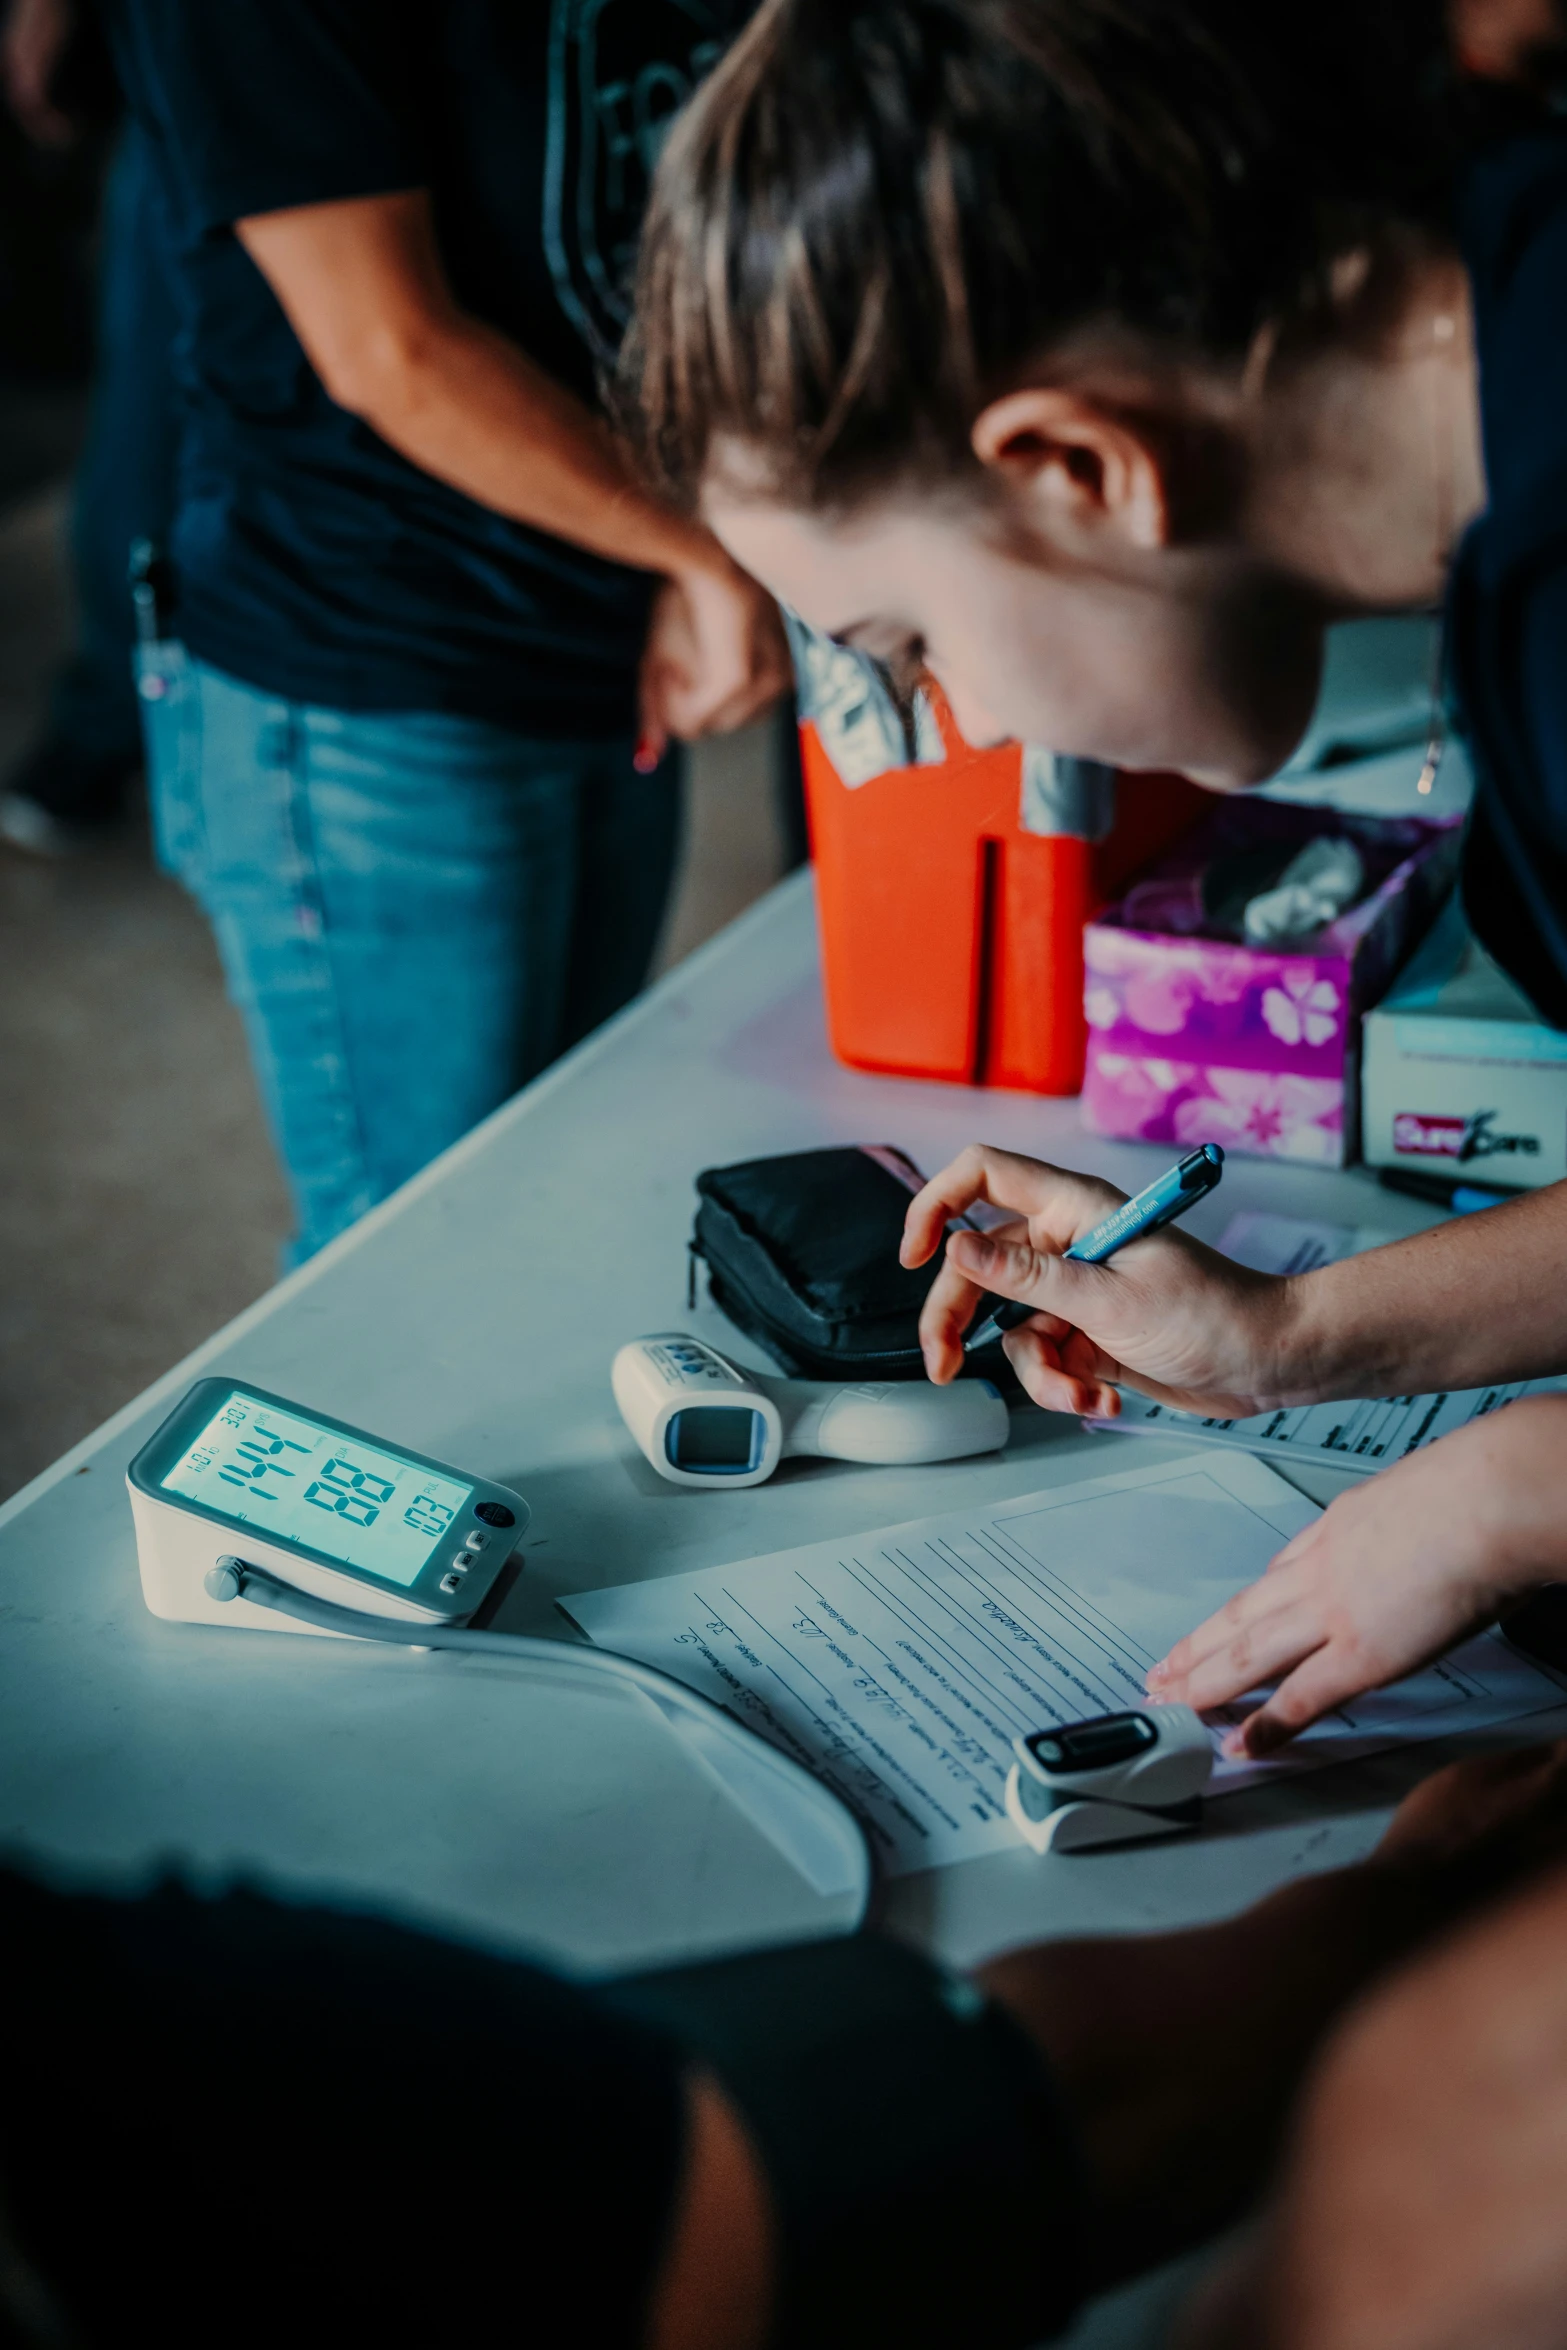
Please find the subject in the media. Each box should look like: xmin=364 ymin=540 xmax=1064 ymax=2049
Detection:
xmin=1150 ymin=1546 xmax=1317 ymax=1692
xmin=916 ymin=1214 xmax=1030 ymax=1384
xmin=900 ymin=1144 xmax=1123 ymax=1270
xmin=905 ymin=1145 xmax=1131 ymax=1397
xmin=943 ymin=1226 xmax=1121 ymax=1365
xmin=647 ymin=568 xmax=790 ymax=742
xmin=901 ymin=1146 xmax=999 ymax=1270
xmin=917 ymin=1220 xmax=1086 ymax=1389
xmin=918 ymin=1265 xmax=986 ymax=1386
xmin=918 ymin=1231 xmax=1128 ymax=1407
xmin=1155 ymin=1597 xmax=1325 ymax=1717
xmin=680 ymin=670 xmax=788 ymax=739
xmin=949 ymin=1225 xmax=1056 ymax=1304
xmin=637 ymin=634 xmax=675 ymax=769
xmin=1222 ymin=1645 xmax=1374 ymax=1758
xmin=1265 ymin=1524 xmax=1316 ymax=1576
xmin=658 ymin=646 xmax=783 ymax=739
xmin=1003 ymin=1324 xmax=1122 ymax=1419
xmin=635 ymin=713 xmax=669 ymax=773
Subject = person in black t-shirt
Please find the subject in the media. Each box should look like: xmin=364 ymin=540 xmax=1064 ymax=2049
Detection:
xmin=101 ymin=0 xmax=786 ymax=1262
xmin=7 ymin=1738 xmax=1567 ymax=2349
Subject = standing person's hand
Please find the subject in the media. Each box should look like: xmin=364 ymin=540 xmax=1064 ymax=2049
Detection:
xmin=1 ymin=0 xmax=75 ymax=145
xmin=901 ymin=1143 xmax=1299 ymax=1417
xmin=636 ymin=554 xmax=790 ymax=763
xmin=1149 ymin=1396 xmax=1567 ymax=1756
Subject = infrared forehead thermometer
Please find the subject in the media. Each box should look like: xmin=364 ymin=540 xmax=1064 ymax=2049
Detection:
xmin=128 ymin=1377 xmax=529 ymax=1633
xmin=613 ymin=1333 xmax=1010 ymax=1489
xmin=1004 ymin=1705 xmax=1213 ymax=1853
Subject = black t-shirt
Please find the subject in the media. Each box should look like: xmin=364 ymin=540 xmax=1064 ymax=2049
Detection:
xmin=1452 ymin=122 xmax=1567 ymax=1022
xmin=102 ymin=1 xmax=748 ymax=734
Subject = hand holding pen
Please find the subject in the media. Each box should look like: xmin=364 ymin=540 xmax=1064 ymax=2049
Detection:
xmin=894 ymin=1143 xmax=1296 ymax=1424
xmin=964 ymin=1145 xmax=1223 ymax=1351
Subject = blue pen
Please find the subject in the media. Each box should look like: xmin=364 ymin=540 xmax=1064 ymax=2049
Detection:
xmin=965 ymin=1145 xmax=1225 ymax=1353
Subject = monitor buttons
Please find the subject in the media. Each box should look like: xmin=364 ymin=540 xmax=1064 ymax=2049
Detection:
xmin=474 ymin=1501 xmax=514 ymax=1528
xmin=439 ymin=1571 xmax=463 ymax=1595
xmin=463 ymin=1529 xmax=488 ymax=1553
xmin=451 ymin=1551 xmax=475 ymax=1572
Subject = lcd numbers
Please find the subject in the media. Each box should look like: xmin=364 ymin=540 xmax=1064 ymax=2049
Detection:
xmin=159 ymin=1388 xmax=474 ymax=1587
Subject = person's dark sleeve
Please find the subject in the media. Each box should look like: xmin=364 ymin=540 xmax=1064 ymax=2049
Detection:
xmin=613 ymin=1934 xmax=1087 ymax=2350
xmin=112 ymin=0 xmax=423 ymax=230
xmin=0 ymin=1869 xmax=687 ymax=2350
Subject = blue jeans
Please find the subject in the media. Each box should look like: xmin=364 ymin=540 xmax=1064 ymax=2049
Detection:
xmin=141 ymin=648 xmax=681 ymax=1262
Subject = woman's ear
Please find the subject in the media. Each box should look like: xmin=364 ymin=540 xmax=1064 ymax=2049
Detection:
xmin=971 ymin=388 xmax=1170 ymax=552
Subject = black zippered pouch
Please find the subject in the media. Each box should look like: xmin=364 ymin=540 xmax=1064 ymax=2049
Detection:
xmin=690 ymin=1145 xmax=1009 ymax=1383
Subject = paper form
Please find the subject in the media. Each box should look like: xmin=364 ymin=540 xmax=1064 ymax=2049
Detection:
xmin=565 ymin=1453 xmax=1564 ymax=1875
xmin=1092 ymin=1380 xmax=1567 ymax=1468
xmin=1092 ymin=1211 xmax=1567 ymax=1471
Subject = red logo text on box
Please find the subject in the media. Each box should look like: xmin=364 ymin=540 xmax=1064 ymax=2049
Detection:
xmin=1392 ymin=1112 xmax=1467 ymax=1158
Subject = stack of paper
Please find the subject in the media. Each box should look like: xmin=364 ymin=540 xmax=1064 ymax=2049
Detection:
xmin=566 ymin=1452 xmax=1563 ymax=1876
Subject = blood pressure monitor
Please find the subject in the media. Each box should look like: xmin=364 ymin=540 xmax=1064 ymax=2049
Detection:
xmin=128 ymin=1378 xmax=529 ymax=1633
xmin=125 ymin=1378 xmax=873 ymax=1916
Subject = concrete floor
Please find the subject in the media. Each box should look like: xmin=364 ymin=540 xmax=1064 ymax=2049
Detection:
xmin=0 ymin=486 xmax=789 ymax=1501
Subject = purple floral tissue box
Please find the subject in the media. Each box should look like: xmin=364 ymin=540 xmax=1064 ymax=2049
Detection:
xmin=1082 ymin=809 xmax=1460 ymax=1165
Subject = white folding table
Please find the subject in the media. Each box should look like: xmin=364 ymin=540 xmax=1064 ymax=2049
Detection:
xmin=4 ymin=872 xmax=1557 ymax=1975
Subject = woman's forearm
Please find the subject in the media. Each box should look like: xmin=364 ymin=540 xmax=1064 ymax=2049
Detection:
xmin=1281 ymin=1183 xmax=1567 ymax=1401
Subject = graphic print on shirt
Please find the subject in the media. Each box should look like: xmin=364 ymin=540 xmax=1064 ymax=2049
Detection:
xmin=545 ymin=0 xmax=735 ymax=364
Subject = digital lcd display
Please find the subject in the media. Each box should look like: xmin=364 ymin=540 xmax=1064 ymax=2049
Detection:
xmin=1027 ymin=1714 xmax=1156 ymax=1773
xmin=667 ymin=1406 xmax=763 ymax=1471
xmin=160 ymin=1388 xmax=472 ymax=1587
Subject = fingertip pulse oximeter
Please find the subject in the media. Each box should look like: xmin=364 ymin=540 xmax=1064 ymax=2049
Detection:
xmin=1004 ymin=1704 xmax=1213 ymax=1853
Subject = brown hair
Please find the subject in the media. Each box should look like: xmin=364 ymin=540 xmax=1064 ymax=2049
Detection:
xmin=622 ymin=0 xmax=1472 ymax=510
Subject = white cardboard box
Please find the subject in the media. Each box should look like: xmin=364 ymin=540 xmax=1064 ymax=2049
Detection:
xmin=1362 ymin=897 xmax=1567 ymax=1188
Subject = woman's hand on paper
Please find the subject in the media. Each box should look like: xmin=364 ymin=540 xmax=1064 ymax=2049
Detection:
xmin=1149 ymin=1398 xmax=1567 ymax=1756
xmin=902 ymin=1144 xmax=1301 ymax=1418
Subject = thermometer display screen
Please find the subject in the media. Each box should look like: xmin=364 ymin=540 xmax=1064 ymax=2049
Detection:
xmin=160 ymin=1388 xmax=473 ymax=1587
xmin=667 ymin=1407 xmax=765 ymax=1472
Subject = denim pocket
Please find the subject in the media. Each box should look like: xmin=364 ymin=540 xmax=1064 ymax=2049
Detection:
xmin=137 ymin=638 xmax=206 ymax=885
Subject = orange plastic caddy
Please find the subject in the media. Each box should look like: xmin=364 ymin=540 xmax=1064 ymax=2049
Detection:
xmin=791 ymin=626 xmax=1208 ymax=1094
